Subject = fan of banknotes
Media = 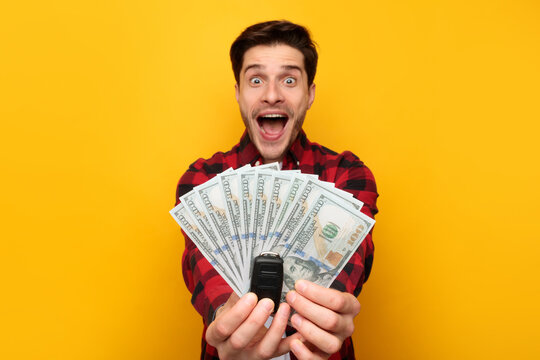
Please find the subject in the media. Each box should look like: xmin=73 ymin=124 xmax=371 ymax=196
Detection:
xmin=170 ymin=162 xmax=375 ymax=303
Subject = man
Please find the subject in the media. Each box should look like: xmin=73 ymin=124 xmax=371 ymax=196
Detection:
xmin=176 ymin=20 xmax=378 ymax=360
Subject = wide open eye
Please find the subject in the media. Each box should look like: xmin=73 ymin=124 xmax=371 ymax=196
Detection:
xmin=284 ymin=77 xmax=296 ymax=85
xmin=250 ymin=77 xmax=262 ymax=85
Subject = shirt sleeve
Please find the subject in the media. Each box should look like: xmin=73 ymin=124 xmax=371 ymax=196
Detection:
xmin=332 ymin=151 xmax=378 ymax=296
xmin=175 ymin=160 xmax=233 ymax=326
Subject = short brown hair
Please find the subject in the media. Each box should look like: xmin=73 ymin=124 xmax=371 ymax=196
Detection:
xmin=230 ymin=20 xmax=318 ymax=86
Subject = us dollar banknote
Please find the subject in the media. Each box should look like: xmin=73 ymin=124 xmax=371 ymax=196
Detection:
xmin=219 ymin=171 xmax=245 ymax=269
xmin=258 ymin=171 xmax=294 ymax=254
xmin=268 ymin=177 xmax=364 ymax=254
xmin=170 ymin=203 xmax=241 ymax=294
xmin=250 ymin=170 xmax=275 ymax=260
xmin=180 ymin=188 xmax=242 ymax=283
xmin=279 ymin=192 xmax=374 ymax=300
xmin=171 ymin=163 xmax=374 ymax=298
xmin=194 ymin=172 xmax=245 ymax=274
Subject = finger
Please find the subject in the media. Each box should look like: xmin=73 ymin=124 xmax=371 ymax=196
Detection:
xmin=225 ymin=298 xmax=275 ymax=351
xmin=276 ymin=332 xmax=304 ymax=355
xmin=256 ymin=302 xmax=291 ymax=358
xmin=290 ymin=313 xmax=342 ymax=355
xmin=287 ymin=290 xmax=347 ymax=334
xmin=225 ymin=291 xmax=240 ymax=306
xmin=295 ymin=280 xmax=361 ymax=315
xmin=216 ymin=291 xmax=240 ymax=318
xmin=206 ymin=292 xmax=258 ymax=344
xmin=243 ymin=325 xmax=269 ymax=349
xmin=290 ymin=338 xmax=329 ymax=360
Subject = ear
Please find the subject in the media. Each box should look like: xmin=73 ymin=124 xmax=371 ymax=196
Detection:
xmin=235 ymin=83 xmax=239 ymax=102
xmin=307 ymin=83 xmax=316 ymax=109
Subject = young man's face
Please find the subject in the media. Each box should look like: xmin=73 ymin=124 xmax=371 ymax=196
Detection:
xmin=236 ymin=44 xmax=316 ymax=164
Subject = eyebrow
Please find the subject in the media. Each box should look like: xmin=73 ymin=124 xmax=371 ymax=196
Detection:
xmin=243 ymin=64 xmax=303 ymax=74
xmin=282 ymin=65 xmax=302 ymax=73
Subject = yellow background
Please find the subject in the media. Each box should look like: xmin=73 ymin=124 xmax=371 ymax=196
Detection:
xmin=1 ymin=0 xmax=539 ymax=359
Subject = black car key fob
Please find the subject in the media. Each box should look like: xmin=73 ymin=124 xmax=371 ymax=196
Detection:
xmin=250 ymin=252 xmax=283 ymax=313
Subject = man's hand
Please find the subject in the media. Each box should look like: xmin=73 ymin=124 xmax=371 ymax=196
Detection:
xmin=206 ymin=292 xmax=301 ymax=360
xmin=286 ymin=280 xmax=361 ymax=359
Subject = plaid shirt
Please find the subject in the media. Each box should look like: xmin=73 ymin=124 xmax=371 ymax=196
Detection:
xmin=176 ymin=130 xmax=378 ymax=360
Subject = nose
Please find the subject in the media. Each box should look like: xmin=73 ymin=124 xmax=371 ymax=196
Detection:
xmin=262 ymin=80 xmax=284 ymax=105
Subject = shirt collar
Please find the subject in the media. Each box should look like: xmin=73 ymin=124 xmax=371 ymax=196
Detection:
xmin=237 ymin=130 xmax=309 ymax=168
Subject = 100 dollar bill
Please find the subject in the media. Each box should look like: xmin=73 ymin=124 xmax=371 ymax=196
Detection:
xmin=278 ymin=192 xmax=374 ymax=300
xmin=267 ymin=177 xmax=363 ymax=254
xmin=170 ymin=203 xmax=242 ymax=294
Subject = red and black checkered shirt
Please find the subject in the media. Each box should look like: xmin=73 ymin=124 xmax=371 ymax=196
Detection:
xmin=175 ymin=130 xmax=378 ymax=360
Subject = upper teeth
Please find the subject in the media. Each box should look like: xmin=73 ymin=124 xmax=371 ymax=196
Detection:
xmin=261 ymin=114 xmax=285 ymax=118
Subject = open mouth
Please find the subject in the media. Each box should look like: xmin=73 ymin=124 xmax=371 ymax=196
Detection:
xmin=256 ymin=113 xmax=289 ymax=139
